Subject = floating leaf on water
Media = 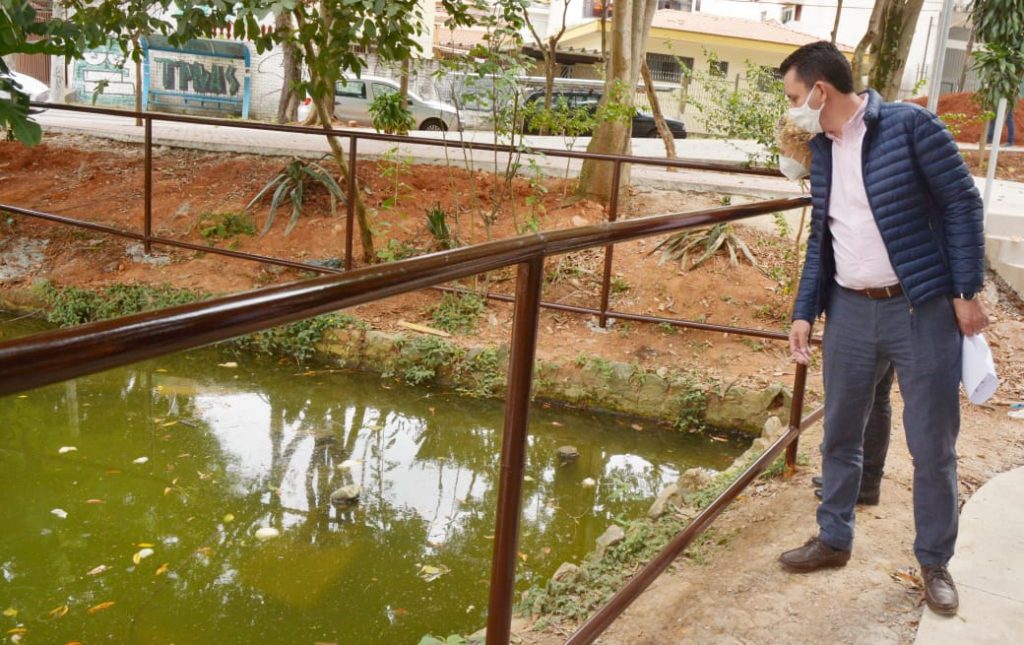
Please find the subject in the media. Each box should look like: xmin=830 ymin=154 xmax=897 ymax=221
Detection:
xmin=2 ymin=608 xmax=17 ymax=618
xmin=581 ymin=477 xmax=597 ymax=488
xmin=416 ymin=564 xmax=450 ymax=582
xmin=631 ymin=423 xmax=644 ymax=431
xmin=709 ymin=435 xmax=728 ymax=442
xmin=466 ymin=604 xmax=475 ymax=613
xmin=163 ymin=487 xmax=172 ymax=496
xmin=160 ymin=421 xmax=178 ymax=428
xmin=105 ymin=469 xmax=122 ymax=475
xmin=58 ymin=446 xmax=78 ymax=454
xmin=16 ymin=395 xmax=27 ymax=399
xmin=217 ymin=362 xmax=238 ymax=368
xmin=85 ymin=499 xmax=105 ymax=505
xmin=47 ymin=605 xmax=69 ymax=619
xmin=551 ymin=421 xmax=563 ymax=427
xmin=132 ymin=457 xmax=149 ymax=465
xmin=155 ymin=368 xmax=168 ymax=373
xmin=86 ymin=565 xmax=108 ymax=576
xmin=154 ymin=563 xmax=169 ymax=576
xmin=7 ymin=627 xmax=27 ymax=635
xmin=523 ymin=475 xmax=535 ymax=482
xmin=86 ymin=601 xmax=114 ymax=615
xmin=135 ymin=543 xmax=155 ymax=548
xmin=517 ymin=551 xmax=528 ymax=562
xmin=254 ymin=527 xmax=280 ymax=541
xmin=223 ymin=514 xmax=234 ymax=523
xmin=50 ymin=508 xmax=68 ymax=519
xmin=132 ymin=548 xmax=154 ymax=565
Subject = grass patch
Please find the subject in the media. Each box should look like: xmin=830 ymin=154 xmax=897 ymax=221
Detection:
xmin=430 ymin=291 xmax=486 ymax=335
xmin=198 ymin=211 xmax=256 ymax=243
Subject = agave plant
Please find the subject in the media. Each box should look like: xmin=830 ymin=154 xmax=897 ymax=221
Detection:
xmin=246 ymin=157 xmax=345 ymax=235
xmin=650 ymin=224 xmax=761 ymax=273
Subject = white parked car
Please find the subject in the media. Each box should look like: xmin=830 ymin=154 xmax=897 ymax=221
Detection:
xmin=0 ymin=70 xmax=50 ymax=113
xmin=290 ymin=75 xmax=460 ymax=132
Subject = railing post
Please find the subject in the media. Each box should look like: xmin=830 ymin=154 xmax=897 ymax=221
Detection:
xmin=598 ymin=159 xmax=622 ymax=328
xmin=345 ymin=136 xmax=357 ymax=271
xmin=144 ymin=116 xmax=153 ymax=255
xmin=784 ymin=362 xmax=808 ymax=476
xmin=486 ymin=256 xmax=544 ymax=645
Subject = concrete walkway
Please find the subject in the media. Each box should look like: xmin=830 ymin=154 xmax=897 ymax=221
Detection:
xmin=915 ymin=466 xmax=1024 ymax=643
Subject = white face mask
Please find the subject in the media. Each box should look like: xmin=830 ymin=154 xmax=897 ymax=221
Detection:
xmin=788 ymin=86 xmax=824 ymax=134
xmin=779 ymin=155 xmax=809 ymax=181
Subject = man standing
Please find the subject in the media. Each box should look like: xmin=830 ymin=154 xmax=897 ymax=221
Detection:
xmin=776 ymin=42 xmax=988 ymax=617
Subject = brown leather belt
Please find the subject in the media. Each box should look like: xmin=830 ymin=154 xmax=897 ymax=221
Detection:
xmin=845 ymin=283 xmax=903 ymax=299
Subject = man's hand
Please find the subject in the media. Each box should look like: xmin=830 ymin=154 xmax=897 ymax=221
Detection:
xmin=789 ymin=319 xmax=813 ymax=365
xmin=953 ymin=298 xmax=989 ymax=336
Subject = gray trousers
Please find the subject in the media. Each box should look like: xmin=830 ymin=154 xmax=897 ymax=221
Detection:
xmin=817 ymin=286 xmax=962 ymax=566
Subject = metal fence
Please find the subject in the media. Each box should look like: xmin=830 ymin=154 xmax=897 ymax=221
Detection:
xmin=0 ymin=103 xmax=820 ymax=644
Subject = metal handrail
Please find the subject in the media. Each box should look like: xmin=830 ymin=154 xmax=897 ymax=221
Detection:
xmin=0 ymin=196 xmax=808 ymax=396
xmin=3 ymin=104 xmax=820 ymax=644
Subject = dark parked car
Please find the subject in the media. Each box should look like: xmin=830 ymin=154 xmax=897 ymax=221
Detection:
xmin=522 ymin=89 xmax=687 ymax=138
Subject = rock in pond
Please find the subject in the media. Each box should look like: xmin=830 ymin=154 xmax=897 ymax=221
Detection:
xmin=330 ymin=484 xmax=362 ymax=506
xmin=557 ymin=445 xmax=580 ymax=462
xmin=595 ymin=524 xmax=625 ymax=558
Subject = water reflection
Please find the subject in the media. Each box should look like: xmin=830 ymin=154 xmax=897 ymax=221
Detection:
xmin=0 ymin=317 xmax=745 ymax=644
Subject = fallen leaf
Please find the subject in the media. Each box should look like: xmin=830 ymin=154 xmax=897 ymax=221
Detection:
xmin=105 ymin=469 xmax=122 ymax=475
xmin=197 ymin=471 xmax=212 ymax=480
xmin=160 ymin=421 xmax=178 ymax=428
xmin=132 ymin=457 xmax=149 ymax=465
xmin=51 ymin=508 xmax=68 ymax=519
xmin=86 ymin=601 xmax=115 ymax=615
xmin=217 ymin=362 xmax=238 ymax=368
xmin=86 ymin=565 xmax=108 ymax=576
xmin=517 ymin=551 xmax=528 ymax=562
xmin=58 ymin=446 xmax=78 ymax=454
xmin=163 ymin=487 xmax=172 ymax=496
xmin=631 ymin=423 xmax=643 ymax=431
xmin=417 ymin=564 xmax=450 ymax=582
xmin=155 ymin=368 xmax=168 ymax=373
xmin=135 ymin=542 xmax=155 ymax=548
xmin=2 ymin=608 xmax=17 ymax=618
xmin=47 ymin=605 xmax=69 ymax=619
xmin=154 ymin=563 xmax=169 ymax=576
xmin=16 ymin=395 xmax=27 ymax=399
xmin=85 ymin=499 xmax=105 ymax=505
xmin=551 ymin=421 xmax=563 ymax=427
xmin=7 ymin=627 xmax=27 ymax=635
xmin=132 ymin=548 xmax=154 ymax=565
xmin=223 ymin=513 xmax=234 ymax=523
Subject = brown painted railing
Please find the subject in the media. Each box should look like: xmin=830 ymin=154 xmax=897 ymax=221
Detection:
xmin=1 ymin=105 xmax=822 ymax=644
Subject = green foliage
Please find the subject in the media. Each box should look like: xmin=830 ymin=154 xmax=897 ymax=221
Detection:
xmin=430 ymin=292 xmax=486 ymax=335
xmin=368 ymin=90 xmax=414 ymax=135
xmin=972 ymin=44 xmax=1024 ymax=113
xmin=426 ymin=204 xmax=454 ymax=249
xmin=610 ymin=277 xmax=630 ymax=294
xmin=671 ymin=378 xmax=707 ymax=434
xmin=41 ymin=283 xmax=204 ymax=327
xmin=650 ymin=224 xmax=761 ymax=273
xmin=246 ymin=158 xmax=344 ymax=236
xmin=198 ymin=211 xmax=256 ymax=243
xmin=40 ymin=282 xmax=362 ymax=364
xmin=939 ymin=111 xmax=995 ymax=138
xmin=689 ymin=52 xmax=787 ymax=167
xmin=375 ymin=238 xmax=422 ymax=263
xmin=456 ymin=347 xmax=505 ymax=397
xmin=391 ymin=336 xmax=465 ymax=385
xmin=234 ymin=313 xmax=362 ymax=364
xmin=378 ymin=146 xmax=413 ymax=210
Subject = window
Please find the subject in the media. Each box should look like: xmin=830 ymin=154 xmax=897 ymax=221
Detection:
xmin=709 ymin=60 xmax=728 ymax=78
xmin=781 ymin=5 xmax=795 ymax=23
xmin=372 ymin=83 xmax=397 ymax=98
xmin=646 ymin=53 xmax=691 ymax=83
xmin=335 ymin=80 xmax=366 ymax=98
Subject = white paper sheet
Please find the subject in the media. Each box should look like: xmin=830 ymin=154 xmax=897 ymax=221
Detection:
xmin=962 ymin=333 xmax=999 ymax=405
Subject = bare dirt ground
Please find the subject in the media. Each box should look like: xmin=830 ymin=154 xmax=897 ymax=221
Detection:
xmin=3 ymin=134 xmax=1024 ymax=645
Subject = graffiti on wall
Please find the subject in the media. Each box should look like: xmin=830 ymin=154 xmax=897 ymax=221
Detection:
xmin=153 ymin=59 xmax=242 ymax=96
xmin=70 ymin=44 xmax=135 ymax=107
xmin=143 ymin=36 xmax=251 ymax=118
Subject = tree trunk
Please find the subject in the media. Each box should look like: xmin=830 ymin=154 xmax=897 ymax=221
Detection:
xmin=640 ymin=60 xmax=676 ymax=162
xmin=276 ymin=12 xmax=300 ymax=123
xmin=852 ymin=0 xmax=886 ymax=92
xmin=831 ymin=0 xmax=844 ymax=45
xmin=134 ymin=38 xmax=142 ymax=127
xmin=865 ymin=0 xmax=926 ymax=100
xmin=577 ymin=0 xmax=658 ymax=204
xmin=399 ymin=58 xmax=410 ymax=102
xmin=958 ymin=27 xmax=975 ymax=93
xmin=296 ymin=14 xmax=375 ymax=263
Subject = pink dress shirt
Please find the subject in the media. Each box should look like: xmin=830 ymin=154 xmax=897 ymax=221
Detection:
xmin=827 ymin=95 xmax=900 ymax=290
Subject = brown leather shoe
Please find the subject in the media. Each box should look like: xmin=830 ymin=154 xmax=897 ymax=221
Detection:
xmin=921 ymin=565 xmax=959 ymax=616
xmin=779 ymin=537 xmax=851 ymax=572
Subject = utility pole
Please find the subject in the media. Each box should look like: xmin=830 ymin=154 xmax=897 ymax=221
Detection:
xmin=926 ymin=0 xmax=956 ymax=113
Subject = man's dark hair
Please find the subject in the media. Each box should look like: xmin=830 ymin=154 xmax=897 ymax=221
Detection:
xmin=780 ymin=41 xmax=854 ymax=94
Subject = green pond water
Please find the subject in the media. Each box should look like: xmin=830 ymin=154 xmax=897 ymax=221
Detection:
xmin=0 ymin=314 xmax=745 ymax=644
